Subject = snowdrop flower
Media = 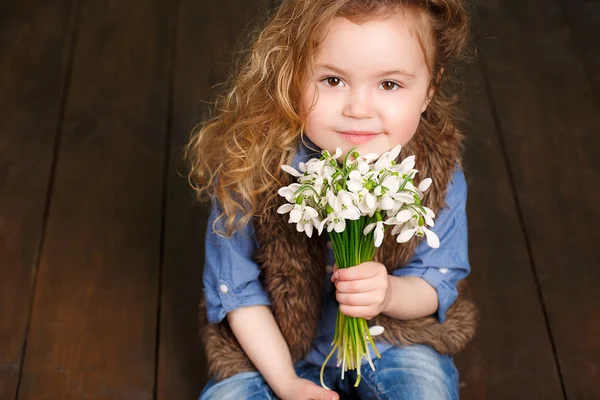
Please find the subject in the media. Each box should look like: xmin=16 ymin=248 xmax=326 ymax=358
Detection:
xmin=374 ymin=145 xmax=401 ymax=171
xmin=322 ymin=147 xmax=342 ymax=161
xmin=319 ymin=212 xmax=346 ymax=233
xmin=356 ymin=188 xmax=377 ymax=214
xmin=276 ymin=201 xmax=321 ymax=238
xmin=380 ymin=174 xmax=401 ymax=193
xmin=393 ymin=207 xmax=439 ymax=248
xmin=277 ymin=183 xmax=301 ymax=203
xmin=364 ymin=220 xmax=385 ymax=247
xmin=347 ymin=170 xmax=364 ymax=193
xmin=303 ymin=158 xmax=326 ymax=176
xmin=392 ymin=155 xmax=416 ymax=176
xmin=327 ymin=190 xmax=360 ymax=220
xmin=356 ymin=158 xmax=371 ymax=175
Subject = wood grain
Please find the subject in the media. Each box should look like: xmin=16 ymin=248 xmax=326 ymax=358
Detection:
xmin=16 ymin=1 xmax=172 ymax=398
xmin=0 ymin=1 xmax=77 ymax=399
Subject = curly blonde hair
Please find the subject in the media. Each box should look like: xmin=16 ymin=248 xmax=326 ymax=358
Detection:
xmin=184 ymin=0 xmax=472 ymax=236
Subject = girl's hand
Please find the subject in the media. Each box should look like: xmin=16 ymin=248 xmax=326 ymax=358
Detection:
xmin=277 ymin=377 xmax=339 ymax=400
xmin=331 ymin=262 xmax=391 ymax=320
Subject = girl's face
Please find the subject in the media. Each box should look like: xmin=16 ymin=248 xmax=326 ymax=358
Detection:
xmin=300 ymin=14 xmax=433 ymax=159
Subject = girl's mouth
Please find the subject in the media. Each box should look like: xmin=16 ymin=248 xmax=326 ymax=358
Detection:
xmin=337 ymin=131 xmax=381 ymax=145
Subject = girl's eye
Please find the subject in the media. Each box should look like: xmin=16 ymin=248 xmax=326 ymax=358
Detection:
xmin=323 ymin=77 xmax=344 ymax=87
xmin=380 ymin=81 xmax=400 ymax=91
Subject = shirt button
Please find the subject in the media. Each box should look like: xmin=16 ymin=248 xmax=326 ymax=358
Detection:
xmin=219 ymin=284 xmax=229 ymax=294
xmin=325 ymin=265 xmax=333 ymax=274
xmin=439 ymin=268 xmax=449 ymax=274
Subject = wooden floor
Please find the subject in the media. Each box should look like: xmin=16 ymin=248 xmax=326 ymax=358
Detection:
xmin=1 ymin=0 xmax=599 ymax=399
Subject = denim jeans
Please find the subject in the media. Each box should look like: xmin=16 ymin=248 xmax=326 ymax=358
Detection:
xmin=199 ymin=344 xmax=459 ymax=399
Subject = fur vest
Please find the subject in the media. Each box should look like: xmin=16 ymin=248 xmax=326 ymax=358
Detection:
xmin=198 ymin=126 xmax=479 ymax=381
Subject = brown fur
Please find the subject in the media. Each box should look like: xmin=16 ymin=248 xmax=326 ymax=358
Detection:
xmin=198 ymin=125 xmax=478 ymax=381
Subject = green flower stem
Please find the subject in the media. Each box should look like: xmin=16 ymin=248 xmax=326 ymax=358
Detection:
xmin=320 ymin=218 xmax=383 ymax=390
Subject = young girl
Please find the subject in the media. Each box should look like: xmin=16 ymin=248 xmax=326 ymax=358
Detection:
xmin=186 ymin=0 xmax=477 ymax=399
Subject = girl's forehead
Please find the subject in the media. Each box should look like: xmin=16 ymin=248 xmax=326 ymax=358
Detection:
xmin=313 ymin=15 xmax=431 ymax=74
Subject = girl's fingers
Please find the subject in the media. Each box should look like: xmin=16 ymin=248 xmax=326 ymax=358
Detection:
xmin=331 ymin=264 xmax=338 ymax=282
xmin=336 ymin=288 xmax=384 ymax=306
xmin=334 ymin=278 xmax=379 ymax=293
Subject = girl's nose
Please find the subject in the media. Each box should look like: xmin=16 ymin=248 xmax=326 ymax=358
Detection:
xmin=342 ymin=88 xmax=373 ymax=119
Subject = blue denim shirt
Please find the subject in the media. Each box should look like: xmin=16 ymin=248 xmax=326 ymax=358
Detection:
xmin=202 ymin=140 xmax=471 ymax=367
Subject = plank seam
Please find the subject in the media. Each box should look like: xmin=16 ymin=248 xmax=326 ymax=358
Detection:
xmin=477 ymin=49 xmax=569 ymax=400
xmin=14 ymin=2 xmax=83 ymax=399
xmin=153 ymin=0 xmax=180 ymax=398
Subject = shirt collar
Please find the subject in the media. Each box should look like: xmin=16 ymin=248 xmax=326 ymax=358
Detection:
xmin=290 ymin=136 xmax=322 ymax=171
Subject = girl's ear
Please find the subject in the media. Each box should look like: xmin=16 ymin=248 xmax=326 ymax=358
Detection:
xmin=421 ymin=67 xmax=444 ymax=113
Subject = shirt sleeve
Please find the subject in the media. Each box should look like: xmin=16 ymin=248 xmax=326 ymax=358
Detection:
xmin=202 ymin=199 xmax=272 ymax=324
xmin=392 ymin=167 xmax=470 ymax=323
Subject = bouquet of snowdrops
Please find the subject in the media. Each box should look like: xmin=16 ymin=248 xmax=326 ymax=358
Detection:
xmin=277 ymin=145 xmax=439 ymax=389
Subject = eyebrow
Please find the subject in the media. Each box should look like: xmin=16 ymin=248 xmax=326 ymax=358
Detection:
xmin=316 ymin=64 xmax=416 ymax=79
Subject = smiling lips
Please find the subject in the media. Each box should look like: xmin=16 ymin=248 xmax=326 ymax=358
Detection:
xmin=337 ymin=130 xmax=382 ymax=144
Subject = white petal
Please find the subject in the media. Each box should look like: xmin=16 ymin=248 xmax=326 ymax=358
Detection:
xmin=382 ymin=176 xmax=400 ymax=193
xmin=289 ymin=207 xmax=302 ymax=223
xmin=424 ymin=227 xmax=440 ymax=248
xmin=277 ymin=184 xmax=301 ymax=202
xmin=318 ymin=218 xmax=327 ymax=234
xmin=358 ymin=161 xmax=369 ymax=174
xmin=339 ymin=206 xmax=360 ymax=220
xmin=358 ymin=200 xmax=375 ymax=214
xmin=277 ymin=204 xmax=294 ymax=214
xmin=307 ymin=160 xmax=325 ymax=176
xmin=423 ymin=206 xmax=436 ymax=219
xmin=339 ymin=191 xmax=354 ymax=206
xmin=349 ymin=170 xmax=362 ymax=180
xmin=395 ymin=209 xmax=413 ymax=223
xmin=366 ymin=193 xmax=376 ymax=209
xmin=363 ymin=222 xmax=376 ymax=235
xmin=363 ymin=153 xmax=379 ymax=162
xmin=383 ymin=217 xmax=398 ymax=225
xmin=303 ymin=206 xmax=318 ymax=220
xmin=281 ymin=164 xmax=302 ymax=177
xmin=393 ymin=192 xmax=414 ymax=204
xmin=323 ymin=166 xmax=336 ymax=178
xmin=380 ymin=196 xmax=395 ymax=210
xmin=334 ymin=219 xmax=345 ymax=232
xmin=397 ymin=228 xmax=416 ymax=243
xmin=327 ymin=194 xmax=341 ymax=211
xmin=374 ymin=224 xmax=384 ymax=247
xmin=347 ymin=180 xmax=363 ymax=193
xmin=369 ymin=325 xmax=385 ymax=336
xmin=333 ymin=148 xmax=342 ymax=158
xmin=424 ymin=213 xmax=435 ymax=227
xmin=305 ymin=223 xmax=314 ymax=238
xmin=389 ymin=145 xmax=402 ymax=161
xmin=398 ymin=155 xmax=415 ymax=173
xmin=418 ymin=178 xmax=432 ymax=192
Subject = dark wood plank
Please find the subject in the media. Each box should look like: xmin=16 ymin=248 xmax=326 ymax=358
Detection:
xmin=476 ymin=0 xmax=600 ymax=397
xmin=454 ymin=59 xmax=563 ymax=399
xmin=156 ymin=0 xmax=267 ymax=398
xmin=559 ymin=0 xmax=600 ymax=110
xmin=0 ymin=2 xmax=77 ymax=399
xmin=16 ymin=1 xmax=172 ymax=398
